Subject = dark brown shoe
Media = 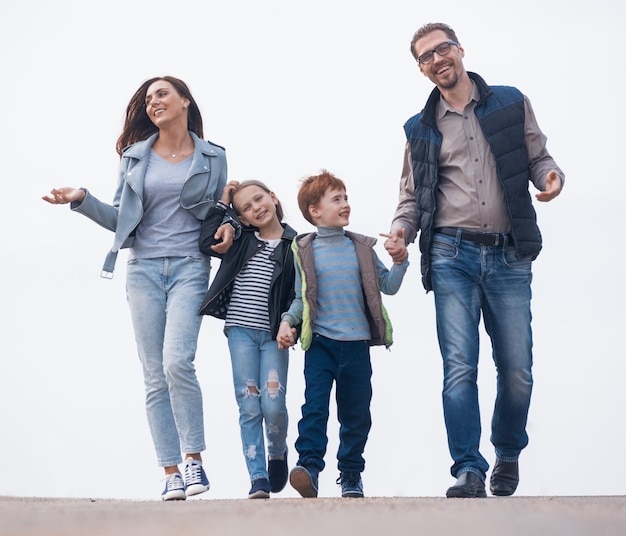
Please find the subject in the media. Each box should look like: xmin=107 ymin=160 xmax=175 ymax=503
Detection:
xmin=446 ymin=471 xmax=487 ymax=498
xmin=489 ymin=459 xmax=519 ymax=496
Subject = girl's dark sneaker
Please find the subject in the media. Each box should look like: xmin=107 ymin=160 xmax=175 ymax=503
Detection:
xmin=248 ymin=478 xmax=270 ymax=499
xmin=268 ymin=452 xmax=288 ymax=493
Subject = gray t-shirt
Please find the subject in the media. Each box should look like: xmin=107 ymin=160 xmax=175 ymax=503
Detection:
xmin=129 ymin=151 xmax=201 ymax=260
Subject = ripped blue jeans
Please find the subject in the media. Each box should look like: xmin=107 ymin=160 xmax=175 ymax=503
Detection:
xmin=227 ymin=326 xmax=289 ymax=482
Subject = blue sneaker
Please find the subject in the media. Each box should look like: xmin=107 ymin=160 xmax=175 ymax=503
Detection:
xmin=338 ymin=472 xmax=364 ymax=498
xmin=289 ymin=465 xmax=319 ymax=498
xmin=248 ymin=478 xmax=270 ymax=499
xmin=161 ymin=473 xmax=186 ymax=501
xmin=268 ymin=452 xmax=288 ymax=493
xmin=183 ymin=458 xmax=210 ymax=497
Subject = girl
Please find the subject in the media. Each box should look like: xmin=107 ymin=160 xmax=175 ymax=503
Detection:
xmin=199 ymin=180 xmax=296 ymax=498
xmin=43 ymin=76 xmax=237 ymax=500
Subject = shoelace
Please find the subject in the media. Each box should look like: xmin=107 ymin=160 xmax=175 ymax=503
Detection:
xmin=184 ymin=461 xmax=203 ymax=485
xmin=165 ymin=474 xmax=184 ymax=490
xmin=337 ymin=473 xmax=360 ymax=488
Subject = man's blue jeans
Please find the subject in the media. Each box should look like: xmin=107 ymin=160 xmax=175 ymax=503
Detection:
xmin=430 ymin=231 xmax=533 ymax=480
xmin=126 ymin=256 xmax=210 ymax=467
xmin=227 ymin=326 xmax=289 ymax=482
xmin=295 ymin=334 xmax=372 ymax=474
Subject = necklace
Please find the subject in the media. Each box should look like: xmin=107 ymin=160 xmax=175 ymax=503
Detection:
xmin=167 ymin=147 xmax=189 ymax=158
xmin=157 ymin=139 xmax=191 ymax=159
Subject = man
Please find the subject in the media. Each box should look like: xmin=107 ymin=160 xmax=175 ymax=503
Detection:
xmin=387 ymin=22 xmax=563 ymax=498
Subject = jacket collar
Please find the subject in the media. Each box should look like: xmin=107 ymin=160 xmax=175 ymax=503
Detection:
xmin=421 ymin=71 xmax=492 ymax=129
xmin=295 ymin=229 xmax=374 ymax=248
xmin=281 ymin=223 xmax=297 ymax=240
xmin=122 ymin=131 xmax=220 ymax=161
xmin=243 ymin=223 xmax=297 ymax=241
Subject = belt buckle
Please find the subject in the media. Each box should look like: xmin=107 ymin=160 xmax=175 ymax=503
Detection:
xmin=494 ymin=234 xmax=500 ymax=246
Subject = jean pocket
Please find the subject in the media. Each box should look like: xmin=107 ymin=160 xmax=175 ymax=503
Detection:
xmin=430 ymin=239 xmax=457 ymax=259
xmin=502 ymin=247 xmax=532 ymax=270
xmin=184 ymin=255 xmax=211 ymax=266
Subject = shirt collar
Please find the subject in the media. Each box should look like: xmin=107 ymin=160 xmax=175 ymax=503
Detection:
xmin=436 ymin=81 xmax=480 ymax=119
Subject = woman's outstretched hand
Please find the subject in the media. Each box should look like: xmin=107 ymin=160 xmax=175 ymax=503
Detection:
xmin=42 ymin=187 xmax=85 ymax=205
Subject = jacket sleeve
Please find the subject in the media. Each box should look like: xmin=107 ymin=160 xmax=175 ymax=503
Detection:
xmin=281 ymin=252 xmax=303 ymax=327
xmin=523 ymin=96 xmax=565 ymax=191
xmin=69 ymin=156 xmax=129 ymax=232
xmin=391 ymin=141 xmax=420 ymax=244
xmin=70 ymin=181 xmax=124 ymax=232
xmin=199 ymin=202 xmax=239 ymax=258
xmin=375 ymin=253 xmax=409 ymax=295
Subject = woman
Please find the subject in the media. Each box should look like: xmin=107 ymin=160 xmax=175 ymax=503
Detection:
xmin=43 ymin=76 xmax=236 ymax=500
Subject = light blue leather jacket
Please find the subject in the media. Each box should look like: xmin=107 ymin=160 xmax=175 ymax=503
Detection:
xmin=71 ymin=132 xmax=229 ymax=278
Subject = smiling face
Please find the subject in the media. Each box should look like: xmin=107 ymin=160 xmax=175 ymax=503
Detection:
xmin=309 ymin=187 xmax=350 ymax=228
xmin=233 ymin=185 xmax=280 ymax=230
xmin=144 ymin=80 xmax=190 ymax=128
xmin=414 ymin=29 xmax=465 ymax=90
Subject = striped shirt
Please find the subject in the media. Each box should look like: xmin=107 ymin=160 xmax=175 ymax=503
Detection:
xmin=312 ymin=229 xmax=370 ymax=341
xmin=282 ymin=227 xmax=409 ymax=342
xmin=225 ymin=236 xmax=279 ymax=332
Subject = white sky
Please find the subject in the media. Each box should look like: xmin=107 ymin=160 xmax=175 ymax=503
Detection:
xmin=1 ymin=0 xmax=625 ymax=500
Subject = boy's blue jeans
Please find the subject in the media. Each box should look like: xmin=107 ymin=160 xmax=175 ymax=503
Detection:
xmin=430 ymin=231 xmax=533 ymax=480
xmin=227 ymin=326 xmax=289 ymax=482
xmin=295 ymin=334 xmax=372 ymax=474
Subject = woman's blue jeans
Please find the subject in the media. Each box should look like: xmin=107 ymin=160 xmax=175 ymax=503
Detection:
xmin=295 ymin=334 xmax=372 ymax=474
xmin=227 ymin=326 xmax=289 ymax=482
xmin=126 ymin=256 xmax=210 ymax=467
xmin=430 ymin=232 xmax=533 ymax=480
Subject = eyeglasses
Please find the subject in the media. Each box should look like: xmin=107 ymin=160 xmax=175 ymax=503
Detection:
xmin=417 ymin=41 xmax=458 ymax=65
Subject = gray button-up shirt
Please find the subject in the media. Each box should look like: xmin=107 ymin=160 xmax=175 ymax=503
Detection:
xmin=394 ymin=82 xmax=564 ymax=239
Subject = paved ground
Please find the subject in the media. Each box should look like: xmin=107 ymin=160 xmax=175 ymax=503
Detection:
xmin=1 ymin=496 xmax=625 ymax=535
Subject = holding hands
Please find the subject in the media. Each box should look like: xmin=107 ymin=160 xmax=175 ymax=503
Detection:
xmin=211 ymin=180 xmax=240 ymax=255
xmin=277 ymin=321 xmax=296 ymax=350
xmin=381 ymin=228 xmax=408 ymax=264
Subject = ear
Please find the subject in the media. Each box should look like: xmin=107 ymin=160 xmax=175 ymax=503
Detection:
xmin=270 ymin=192 xmax=279 ymax=206
xmin=457 ymin=42 xmax=465 ymax=58
xmin=183 ymin=98 xmax=190 ymax=110
xmin=308 ymin=204 xmax=319 ymax=220
xmin=237 ymin=214 xmax=249 ymax=226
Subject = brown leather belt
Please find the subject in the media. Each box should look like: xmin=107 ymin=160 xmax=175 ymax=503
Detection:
xmin=434 ymin=227 xmax=511 ymax=247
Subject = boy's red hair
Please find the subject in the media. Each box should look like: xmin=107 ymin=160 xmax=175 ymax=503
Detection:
xmin=297 ymin=170 xmax=346 ymax=224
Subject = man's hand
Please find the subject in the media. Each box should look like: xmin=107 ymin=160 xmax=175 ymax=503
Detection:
xmin=535 ymin=170 xmax=562 ymax=202
xmin=380 ymin=228 xmax=408 ymax=264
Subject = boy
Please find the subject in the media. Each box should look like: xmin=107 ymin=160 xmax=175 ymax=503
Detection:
xmin=277 ymin=170 xmax=409 ymax=498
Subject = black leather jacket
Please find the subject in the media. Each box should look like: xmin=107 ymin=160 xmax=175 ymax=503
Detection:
xmin=198 ymin=203 xmax=297 ymax=339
